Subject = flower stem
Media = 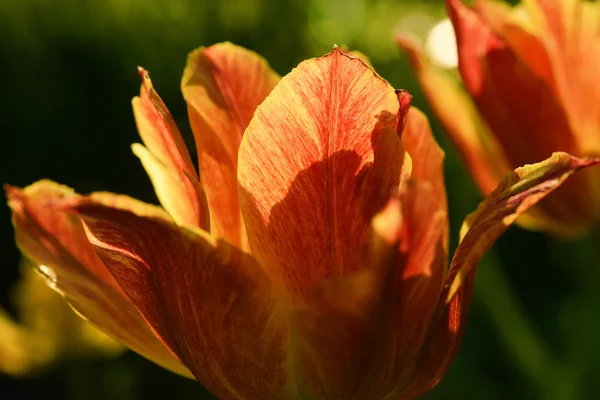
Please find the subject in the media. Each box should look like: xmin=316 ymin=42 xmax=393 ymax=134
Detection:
xmin=474 ymin=250 xmax=568 ymax=400
xmin=563 ymin=227 xmax=600 ymax=399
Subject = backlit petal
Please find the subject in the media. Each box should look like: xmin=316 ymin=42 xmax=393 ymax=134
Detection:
xmin=289 ymin=196 xmax=403 ymax=399
xmin=474 ymin=0 xmax=554 ymax=85
xmin=375 ymin=108 xmax=450 ymax=391
xmin=181 ymin=42 xmax=280 ymax=251
xmin=238 ymin=47 xmax=407 ymax=301
xmin=447 ymin=0 xmax=578 ymax=165
xmin=401 ymin=106 xmax=448 ymax=228
xmin=359 ymin=109 xmax=450 ymax=396
xmin=68 ymin=193 xmax=287 ymax=400
xmin=485 ymin=0 xmax=600 ymax=153
xmin=290 ymin=262 xmax=392 ymax=399
xmin=391 ymin=278 xmax=471 ymax=400
xmin=5 ymin=180 xmax=191 ymax=378
xmin=447 ymin=153 xmax=599 ymax=302
xmin=447 ymin=0 xmax=596 ymax=230
xmin=290 ymin=177 xmax=447 ymax=399
xmin=369 ymin=182 xmax=448 ymax=399
xmin=132 ymin=69 xmax=209 ymax=229
xmin=396 ymin=35 xmax=509 ymax=195
xmin=398 ymin=153 xmax=599 ymax=397
xmin=474 ymin=0 xmax=600 ymax=229
xmin=341 ymin=47 xmax=372 ymax=66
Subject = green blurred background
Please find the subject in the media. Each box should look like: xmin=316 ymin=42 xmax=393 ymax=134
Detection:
xmin=1 ymin=0 xmax=599 ymax=399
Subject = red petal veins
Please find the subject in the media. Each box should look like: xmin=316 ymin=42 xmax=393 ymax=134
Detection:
xmin=5 ymin=181 xmax=192 ymax=378
xmin=238 ymin=47 xmax=408 ymax=302
xmin=69 ymin=193 xmax=287 ymax=400
xmin=182 ymin=42 xmax=281 ymax=251
xmin=132 ymin=69 xmax=209 ymax=229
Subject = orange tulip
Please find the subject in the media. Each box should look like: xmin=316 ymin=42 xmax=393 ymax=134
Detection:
xmin=397 ymin=0 xmax=600 ymax=236
xmin=6 ymin=43 xmax=598 ymax=399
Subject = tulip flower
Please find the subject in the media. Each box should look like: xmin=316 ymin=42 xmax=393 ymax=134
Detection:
xmin=6 ymin=42 xmax=598 ymax=399
xmin=397 ymin=0 xmax=600 ymax=236
xmin=0 ymin=260 xmax=123 ymax=376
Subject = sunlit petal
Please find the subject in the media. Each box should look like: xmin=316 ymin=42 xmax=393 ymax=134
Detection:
xmin=238 ymin=47 xmax=408 ymax=301
xmin=396 ymin=34 xmax=509 ymax=196
xmin=132 ymin=69 xmax=209 ymax=229
xmin=67 ymin=192 xmax=287 ymax=400
xmin=5 ymin=180 xmax=192 ymax=378
xmin=398 ymin=153 xmax=600 ymax=397
xmin=182 ymin=42 xmax=280 ymax=251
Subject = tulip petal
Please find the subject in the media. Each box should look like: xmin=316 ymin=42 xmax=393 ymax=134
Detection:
xmin=360 ymin=109 xmax=450 ymax=395
xmin=238 ymin=47 xmax=408 ymax=301
xmin=282 ymin=107 xmax=449 ymax=397
xmin=391 ymin=278 xmax=472 ymax=400
xmin=447 ymin=152 xmax=599 ymax=302
xmin=290 ymin=261 xmax=392 ymax=399
xmin=357 ymin=109 xmax=450 ymax=395
xmin=376 ymin=108 xmax=449 ymax=388
xmin=132 ymin=69 xmax=209 ymax=229
xmin=477 ymin=0 xmax=600 ymax=153
xmin=399 ymin=152 xmax=600 ymax=397
xmin=290 ymin=177 xmax=448 ymax=399
xmin=547 ymin=0 xmax=600 ymax=152
xmin=447 ymin=0 xmax=579 ymax=167
xmin=401 ymin=106 xmax=448 ymax=228
xmin=396 ymin=90 xmax=412 ymax=134
xmin=67 ymin=193 xmax=287 ymax=400
xmin=289 ymin=195 xmax=402 ymax=399
xmin=341 ymin=47 xmax=372 ymax=66
xmin=396 ymin=35 xmax=510 ymax=195
xmin=447 ymin=0 xmax=596 ymax=230
xmin=131 ymin=143 xmax=207 ymax=228
xmin=473 ymin=0 xmax=555 ymax=86
xmin=182 ymin=42 xmax=280 ymax=251
xmin=475 ymin=0 xmax=600 ymax=215
xmin=374 ymin=182 xmax=448 ymax=400
xmin=5 ymin=180 xmax=192 ymax=378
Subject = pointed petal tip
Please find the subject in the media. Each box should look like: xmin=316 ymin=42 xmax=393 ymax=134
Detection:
xmin=445 ymin=152 xmax=600 ymax=303
xmin=324 ymin=45 xmax=371 ymax=67
xmin=5 ymin=180 xmax=78 ymax=211
xmin=137 ymin=66 xmax=146 ymax=78
xmin=331 ymin=44 xmax=355 ymax=56
xmin=6 ymin=182 xmax=195 ymax=378
xmin=396 ymin=90 xmax=413 ymax=132
xmin=130 ymin=142 xmax=142 ymax=152
xmin=137 ymin=67 xmax=152 ymax=88
xmin=4 ymin=184 xmax=25 ymax=213
xmin=568 ymin=153 xmax=600 ymax=168
xmin=238 ymin=42 xmax=402 ymax=299
xmin=4 ymin=183 xmax=20 ymax=199
xmin=133 ymin=62 xmax=208 ymax=229
xmin=328 ymin=45 xmax=347 ymax=57
xmin=396 ymin=89 xmax=413 ymax=104
xmin=329 ymin=44 xmax=361 ymax=58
